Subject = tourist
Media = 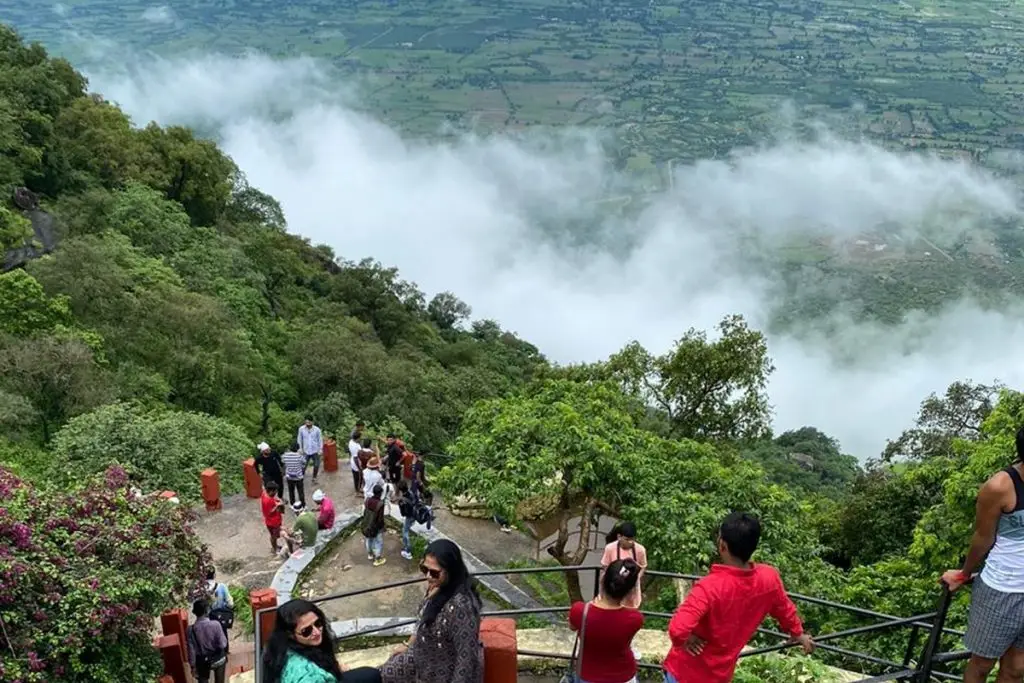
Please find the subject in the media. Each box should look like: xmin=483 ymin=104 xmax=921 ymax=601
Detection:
xmin=298 ymin=417 xmax=324 ymax=484
xmin=359 ymin=438 xmax=376 ymax=471
xmin=206 ymin=567 xmax=235 ymax=651
xmin=380 ymin=539 xmax=483 ymax=683
xmin=568 ymin=559 xmax=645 ymax=683
xmin=348 ymin=429 xmax=363 ymax=495
xmin=411 ymin=451 xmax=426 ymax=499
xmin=351 ymin=421 xmax=366 ymax=443
xmin=386 ymin=434 xmax=404 ymax=483
xmin=282 ymin=443 xmax=306 ymax=507
xmin=601 ymin=522 xmax=647 ymax=608
xmin=363 ymin=456 xmax=384 ymax=501
xmin=662 ymin=512 xmax=814 ymax=683
xmin=255 ymin=441 xmax=284 ymax=495
xmin=400 ymin=447 xmax=416 ymax=485
xmin=393 ymin=480 xmax=416 ymax=560
xmin=261 ymin=481 xmax=286 ymax=555
xmin=280 ymin=501 xmax=318 ymax=555
xmin=187 ymin=598 xmax=227 ymax=683
xmin=312 ymin=489 xmax=335 ymax=530
xmin=940 ymin=426 xmax=1024 ymax=683
xmin=262 ymin=598 xmax=381 ymax=683
xmin=362 ymin=483 xmax=387 ymax=567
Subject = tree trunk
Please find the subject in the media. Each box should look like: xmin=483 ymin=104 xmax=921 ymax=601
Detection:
xmin=547 ymin=496 xmax=598 ymax=604
xmin=259 ymin=385 xmax=271 ymax=435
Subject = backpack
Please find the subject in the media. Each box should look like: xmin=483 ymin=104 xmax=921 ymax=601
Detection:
xmin=362 ymin=499 xmax=384 ymax=537
xmin=398 ymin=493 xmax=414 ymax=518
xmin=413 ymin=501 xmax=434 ymax=527
xmin=207 ymin=583 xmax=234 ymax=629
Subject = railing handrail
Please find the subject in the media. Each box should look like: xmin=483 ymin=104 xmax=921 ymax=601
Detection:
xmin=252 ymin=563 xmax=962 ymax=683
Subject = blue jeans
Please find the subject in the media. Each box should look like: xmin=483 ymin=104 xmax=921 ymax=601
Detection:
xmin=303 ymin=453 xmax=321 ymax=478
xmin=663 ymin=672 xmax=678 ymax=683
xmin=402 ymin=516 xmax=413 ymax=553
xmin=364 ymin=532 xmax=383 ymax=558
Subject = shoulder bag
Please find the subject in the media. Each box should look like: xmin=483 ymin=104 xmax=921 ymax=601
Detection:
xmin=560 ymin=602 xmax=591 ymax=683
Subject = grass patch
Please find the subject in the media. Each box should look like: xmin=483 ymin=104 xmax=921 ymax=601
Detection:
xmin=228 ymin=584 xmax=254 ymax=633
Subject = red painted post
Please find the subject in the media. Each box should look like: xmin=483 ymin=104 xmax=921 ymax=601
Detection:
xmin=160 ymin=608 xmax=188 ymax=671
xmin=243 ymin=458 xmax=263 ymax=498
xmin=250 ymin=588 xmax=278 ymax=646
xmin=155 ymin=634 xmax=188 ymax=683
xmin=201 ymin=468 xmax=222 ymax=512
xmin=480 ymin=618 xmax=517 ymax=683
xmin=323 ymin=439 xmax=338 ymax=472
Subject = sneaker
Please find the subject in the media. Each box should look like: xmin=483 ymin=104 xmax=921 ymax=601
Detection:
xmin=401 ymin=550 xmax=413 ymax=560
xmin=373 ymin=557 xmax=387 ymax=567
xmin=368 ymin=553 xmax=374 ymax=561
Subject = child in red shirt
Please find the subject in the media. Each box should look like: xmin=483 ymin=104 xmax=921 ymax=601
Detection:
xmin=568 ymin=559 xmax=644 ymax=683
xmin=260 ymin=481 xmax=285 ymax=555
xmin=663 ymin=512 xmax=815 ymax=683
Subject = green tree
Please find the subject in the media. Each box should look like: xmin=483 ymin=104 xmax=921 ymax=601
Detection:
xmin=51 ymin=402 xmax=252 ymax=499
xmin=0 ymin=269 xmax=73 ymax=337
xmin=428 ymin=291 xmax=472 ymax=330
xmin=0 ymin=203 xmax=32 ymax=251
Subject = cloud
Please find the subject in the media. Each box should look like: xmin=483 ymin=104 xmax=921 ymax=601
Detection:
xmin=141 ymin=6 xmax=176 ymax=24
xmin=82 ymin=52 xmax=1024 ymax=460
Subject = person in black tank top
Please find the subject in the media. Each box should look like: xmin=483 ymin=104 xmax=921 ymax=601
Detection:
xmin=942 ymin=427 xmax=1024 ymax=682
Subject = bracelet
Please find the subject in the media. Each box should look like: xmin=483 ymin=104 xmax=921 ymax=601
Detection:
xmin=955 ymin=571 xmax=971 ymax=583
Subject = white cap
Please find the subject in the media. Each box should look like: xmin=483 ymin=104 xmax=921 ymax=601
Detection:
xmin=257 ymin=442 xmax=270 ymax=451
xmin=291 ymin=501 xmax=305 ymax=513
xmin=312 ymin=489 xmax=325 ymax=502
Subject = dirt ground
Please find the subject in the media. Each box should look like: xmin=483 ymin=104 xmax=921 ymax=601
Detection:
xmin=195 ymin=466 xmax=531 ymax=639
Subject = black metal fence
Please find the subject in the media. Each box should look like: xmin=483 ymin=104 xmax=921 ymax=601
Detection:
xmin=252 ymin=565 xmax=969 ymax=683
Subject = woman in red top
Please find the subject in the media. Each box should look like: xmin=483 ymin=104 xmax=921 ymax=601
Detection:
xmin=568 ymin=559 xmax=644 ymax=683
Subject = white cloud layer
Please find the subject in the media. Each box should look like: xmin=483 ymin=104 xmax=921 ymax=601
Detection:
xmin=83 ymin=51 xmax=1024 ymax=460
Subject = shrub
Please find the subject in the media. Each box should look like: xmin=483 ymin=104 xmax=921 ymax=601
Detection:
xmin=0 ymin=465 xmax=211 ymax=682
xmin=50 ymin=402 xmax=251 ymax=501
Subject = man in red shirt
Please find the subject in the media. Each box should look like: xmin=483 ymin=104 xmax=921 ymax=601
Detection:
xmin=663 ymin=512 xmax=815 ymax=683
xmin=260 ymin=481 xmax=285 ymax=555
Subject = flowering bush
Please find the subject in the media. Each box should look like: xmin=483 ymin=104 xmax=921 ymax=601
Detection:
xmin=0 ymin=465 xmax=211 ymax=683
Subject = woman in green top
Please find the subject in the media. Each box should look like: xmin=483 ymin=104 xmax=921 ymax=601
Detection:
xmin=263 ymin=599 xmax=381 ymax=683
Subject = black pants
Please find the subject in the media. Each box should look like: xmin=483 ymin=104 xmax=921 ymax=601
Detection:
xmin=195 ymin=661 xmax=226 ymax=683
xmin=342 ymin=666 xmax=382 ymax=683
xmin=352 ymin=469 xmax=362 ymax=492
xmin=388 ymin=462 xmax=401 ymax=483
xmin=287 ymin=478 xmax=305 ymax=507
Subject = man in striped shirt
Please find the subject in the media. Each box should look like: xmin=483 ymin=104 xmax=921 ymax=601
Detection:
xmin=282 ymin=443 xmax=306 ymax=507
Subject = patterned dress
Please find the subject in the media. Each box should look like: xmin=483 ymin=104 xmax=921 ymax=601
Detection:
xmin=380 ymin=591 xmax=483 ymax=683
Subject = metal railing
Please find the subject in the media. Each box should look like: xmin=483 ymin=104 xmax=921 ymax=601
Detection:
xmin=252 ymin=564 xmax=967 ymax=683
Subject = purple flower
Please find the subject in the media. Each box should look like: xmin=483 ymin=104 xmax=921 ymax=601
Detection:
xmin=10 ymin=523 xmax=30 ymax=549
xmin=104 ymin=466 xmax=129 ymax=489
xmin=27 ymin=651 xmax=44 ymax=672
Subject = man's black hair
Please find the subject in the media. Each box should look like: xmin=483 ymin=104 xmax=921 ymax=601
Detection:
xmin=206 ymin=567 xmax=216 ymax=581
xmin=356 ymin=421 xmax=365 ymax=427
xmin=719 ymin=512 xmax=761 ymax=563
xmin=304 ymin=415 xmax=313 ymax=422
xmin=386 ymin=432 xmax=396 ymax=439
xmin=266 ymin=481 xmax=279 ymax=493
xmin=193 ymin=598 xmax=209 ymax=618
xmin=1016 ymin=427 xmax=1024 ymax=463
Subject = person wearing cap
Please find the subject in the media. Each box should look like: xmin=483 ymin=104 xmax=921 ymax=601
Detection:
xmin=362 ymin=456 xmax=384 ymax=501
xmin=312 ymin=489 xmax=335 ymax=530
xmin=254 ymin=442 xmax=284 ymax=495
xmin=280 ymin=501 xmax=318 ymax=555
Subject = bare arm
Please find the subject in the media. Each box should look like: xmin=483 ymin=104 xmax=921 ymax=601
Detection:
xmin=942 ymin=473 xmax=1009 ymax=590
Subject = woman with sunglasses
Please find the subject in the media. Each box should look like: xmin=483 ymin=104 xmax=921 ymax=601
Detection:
xmin=263 ymin=599 xmax=382 ymax=683
xmin=380 ymin=539 xmax=483 ymax=683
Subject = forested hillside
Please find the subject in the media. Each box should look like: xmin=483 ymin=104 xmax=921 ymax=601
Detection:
xmin=0 ymin=25 xmax=546 ymax=490
xmin=2 ymin=25 xmax=1022 ymax=681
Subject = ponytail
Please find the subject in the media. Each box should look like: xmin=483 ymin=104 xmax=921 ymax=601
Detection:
xmin=605 ymin=521 xmax=637 ymax=544
xmin=602 ymin=559 xmax=641 ymax=601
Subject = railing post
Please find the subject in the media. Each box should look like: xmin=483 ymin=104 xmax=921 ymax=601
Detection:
xmin=916 ymin=584 xmax=954 ymax=681
xmin=254 ymin=609 xmax=262 ymax=683
xmin=592 ymin=567 xmax=600 ymax=600
xmin=902 ymin=624 xmax=920 ymax=667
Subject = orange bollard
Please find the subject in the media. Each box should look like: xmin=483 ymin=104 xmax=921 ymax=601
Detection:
xmin=323 ymin=439 xmax=338 ymax=472
xmin=201 ymin=468 xmax=222 ymax=511
xmin=159 ymin=491 xmax=178 ymax=501
xmin=243 ymin=458 xmax=262 ymax=498
xmin=155 ymin=634 xmax=188 ymax=683
xmin=250 ymin=588 xmax=278 ymax=645
xmin=480 ymin=618 xmax=517 ymax=683
xmin=160 ymin=608 xmax=188 ymax=669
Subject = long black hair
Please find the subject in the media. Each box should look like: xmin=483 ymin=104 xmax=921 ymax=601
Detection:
xmin=421 ymin=539 xmax=481 ymax=625
xmin=602 ymin=559 xmax=641 ymax=602
xmin=262 ymin=599 xmax=342 ymax=683
xmin=605 ymin=521 xmax=637 ymax=544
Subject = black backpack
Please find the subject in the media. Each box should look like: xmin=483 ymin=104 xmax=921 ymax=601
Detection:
xmin=398 ymin=493 xmax=414 ymax=518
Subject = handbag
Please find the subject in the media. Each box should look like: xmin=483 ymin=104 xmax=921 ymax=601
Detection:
xmin=560 ymin=602 xmax=591 ymax=683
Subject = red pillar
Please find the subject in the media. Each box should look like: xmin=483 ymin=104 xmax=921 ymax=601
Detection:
xmin=155 ymin=634 xmax=188 ymax=683
xmin=480 ymin=618 xmax=517 ymax=683
xmin=243 ymin=458 xmax=263 ymax=498
xmin=323 ymin=439 xmax=338 ymax=472
xmin=201 ymin=468 xmax=222 ymax=511
xmin=250 ymin=588 xmax=278 ymax=646
xmin=160 ymin=608 xmax=188 ymax=669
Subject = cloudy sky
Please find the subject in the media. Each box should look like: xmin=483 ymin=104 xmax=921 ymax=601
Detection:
xmin=77 ymin=49 xmax=1024 ymax=460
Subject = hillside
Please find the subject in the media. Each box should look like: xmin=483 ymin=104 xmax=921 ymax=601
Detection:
xmin=7 ymin=0 xmax=1024 ymax=329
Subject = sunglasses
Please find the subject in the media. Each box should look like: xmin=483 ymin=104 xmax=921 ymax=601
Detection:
xmin=419 ymin=564 xmax=442 ymax=580
xmin=297 ymin=618 xmax=324 ymax=638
